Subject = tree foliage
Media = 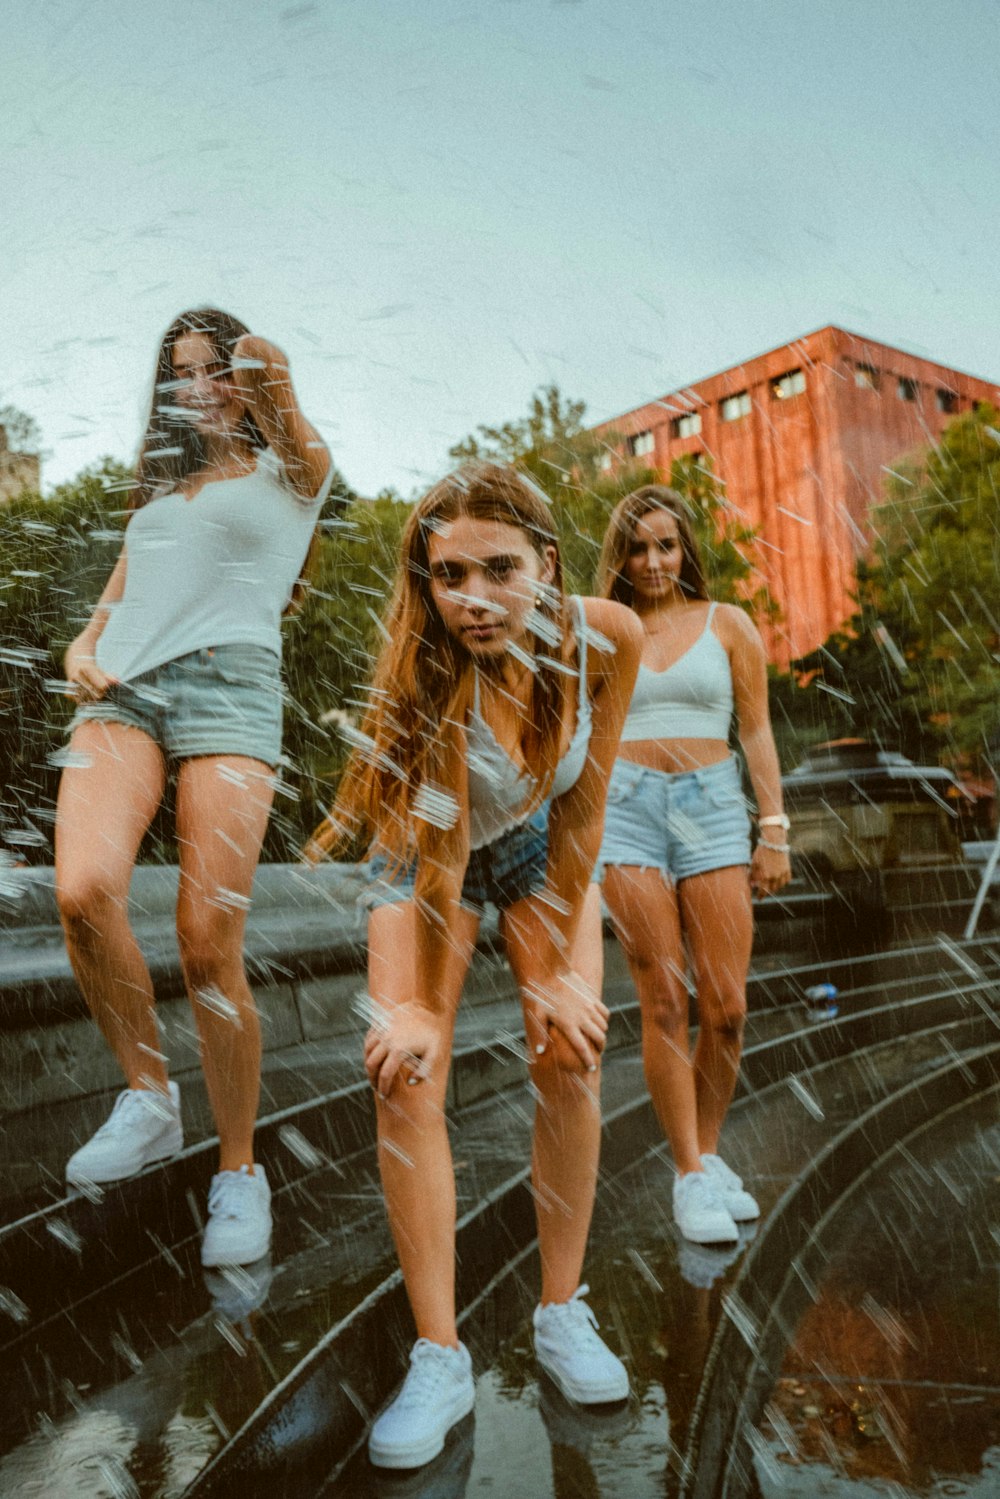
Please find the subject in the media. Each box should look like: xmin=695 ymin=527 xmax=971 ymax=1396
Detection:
xmin=0 ymin=457 xmax=380 ymax=863
xmin=449 ymin=382 xmax=771 ymax=609
xmin=772 ymin=404 xmax=1000 ymax=774
xmin=0 ymin=404 xmax=42 ymax=455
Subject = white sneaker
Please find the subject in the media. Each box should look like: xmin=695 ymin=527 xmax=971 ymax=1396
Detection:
xmin=701 ymin=1153 xmax=761 ymax=1221
xmin=66 ymin=1082 xmax=183 ymax=1186
xmin=201 ymin=1165 xmax=272 ymax=1267
xmin=533 ymin=1286 xmax=629 ymax=1404
xmin=369 ymin=1339 xmax=475 ymax=1470
xmin=673 ymin=1170 xmax=739 ymax=1245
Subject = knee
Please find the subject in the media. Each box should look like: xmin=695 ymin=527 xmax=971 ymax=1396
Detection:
xmin=701 ymin=991 xmax=747 ymax=1042
xmin=530 ymin=1040 xmax=599 ymax=1090
xmin=642 ymin=982 xmax=690 ymax=1039
xmin=178 ymin=912 xmax=244 ymax=994
xmin=375 ymin=1078 xmax=448 ymax=1136
xmin=56 ymin=876 xmax=122 ymax=938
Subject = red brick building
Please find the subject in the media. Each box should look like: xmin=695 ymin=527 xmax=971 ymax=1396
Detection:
xmin=591 ymin=326 xmax=999 ymax=665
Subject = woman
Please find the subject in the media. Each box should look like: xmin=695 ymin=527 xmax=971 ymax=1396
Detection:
xmin=310 ymin=462 xmax=641 ymax=1470
xmin=595 ymin=486 xmax=791 ymax=1247
xmin=56 ymin=307 xmax=333 ymax=1268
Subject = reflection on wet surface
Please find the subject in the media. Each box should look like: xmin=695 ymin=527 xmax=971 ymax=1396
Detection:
xmin=1 ymin=939 xmax=998 ymax=1497
xmin=751 ymin=1096 xmax=1000 ymax=1499
xmin=329 ymin=1034 xmax=1000 ymax=1497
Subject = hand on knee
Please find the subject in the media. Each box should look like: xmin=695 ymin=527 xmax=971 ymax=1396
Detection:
xmin=532 ymin=1024 xmax=601 ymax=1078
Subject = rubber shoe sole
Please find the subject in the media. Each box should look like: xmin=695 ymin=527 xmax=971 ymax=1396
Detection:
xmin=66 ymin=1120 xmax=184 ymax=1187
xmin=368 ymin=1384 xmax=476 ymax=1469
xmin=535 ymin=1345 xmax=629 ymax=1405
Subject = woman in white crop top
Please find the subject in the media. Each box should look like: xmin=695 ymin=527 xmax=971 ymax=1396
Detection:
xmin=55 ymin=307 xmax=333 ymax=1268
xmin=596 ymin=485 xmax=791 ymax=1251
xmin=309 ymin=462 xmax=641 ymax=1468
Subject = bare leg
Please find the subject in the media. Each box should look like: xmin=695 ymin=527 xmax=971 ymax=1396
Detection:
xmin=174 ymin=756 xmax=275 ymax=1173
xmin=503 ymin=883 xmax=604 ymax=1305
xmin=680 ymin=866 xmax=753 ymax=1157
xmin=602 ymin=866 xmax=703 ymax=1174
xmin=55 ymin=721 xmax=168 ymax=1090
xmin=368 ymin=899 xmax=479 ymax=1348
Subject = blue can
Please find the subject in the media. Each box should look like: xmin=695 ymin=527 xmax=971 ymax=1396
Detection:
xmin=804 ymin=983 xmax=839 ymax=1021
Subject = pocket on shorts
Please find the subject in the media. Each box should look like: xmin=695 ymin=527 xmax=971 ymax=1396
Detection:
xmin=605 ymin=761 xmax=648 ymax=805
xmin=210 ymin=645 xmax=281 ymax=688
xmin=701 ymin=762 xmax=746 ymax=811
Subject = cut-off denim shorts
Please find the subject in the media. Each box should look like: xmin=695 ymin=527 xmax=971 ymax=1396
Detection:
xmin=68 ymin=644 xmax=283 ymax=767
xmin=363 ymin=805 xmax=550 ymax=919
xmin=598 ymin=754 xmax=752 ymax=886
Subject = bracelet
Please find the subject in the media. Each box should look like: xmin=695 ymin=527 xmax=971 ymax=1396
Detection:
xmin=758 ymin=813 xmax=790 ymax=831
xmin=758 ymin=838 xmax=791 ymax=854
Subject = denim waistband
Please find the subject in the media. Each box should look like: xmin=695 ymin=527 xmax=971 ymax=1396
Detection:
xmin=615 ymin=755 xmax=736 ymax=788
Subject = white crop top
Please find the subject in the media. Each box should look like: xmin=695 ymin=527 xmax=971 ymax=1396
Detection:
xmin=620 ymin=602 xmax=733 ymax=742
xmin=466 ymin=595 xmax=593 ymax=849
xmin=95 ymin=451 xmax=334 ymax=683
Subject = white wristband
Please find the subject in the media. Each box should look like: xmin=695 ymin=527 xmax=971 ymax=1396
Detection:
xmin=758 ymin=813 xmax=790 ymax=831
xmin=758 ymin=838 xmax=791 ymax=854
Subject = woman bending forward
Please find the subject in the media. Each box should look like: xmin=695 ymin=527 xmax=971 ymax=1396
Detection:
xmin=313 ymin=462 xmax=641 ymax=1470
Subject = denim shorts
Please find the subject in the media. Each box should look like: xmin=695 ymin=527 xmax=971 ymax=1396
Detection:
xmin=68 ymin=644 xmax=283 ymax=767
xmin=363 ymin=806 xmax=550 ymax=918
xmin=598 ymin=755 xmax=751 ymax=885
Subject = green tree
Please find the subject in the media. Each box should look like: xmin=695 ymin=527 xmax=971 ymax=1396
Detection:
xmin=0 ymin=459 xmax=133 ymax=852
xmin=449 ymin=383 xmax=770 ymax=607
xmin=0 ymin=403 xmax=42 ymax=455
xmin=0 ymin=457 xmax=367 ymax=862
xmin=275 ymin=490 xmax=409 ymax=857
xmin=772 ymin=404 xmax=1000 ymax=774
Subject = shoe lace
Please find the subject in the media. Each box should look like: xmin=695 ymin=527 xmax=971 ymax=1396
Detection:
xmin=93 ymin=1089 xmax=166 ymax=1140
xmin=395 ymin=1341 xmax=463 ymax=1409
xmin=705 ymin=1154 xmax=742 ymax=1190
xmin=540 ymin=1285 xmax=601 ymax=1350
xmin=208 ymin=1167 xmax=256 ymax=1220
xmin=684 ymin=1173 xmax=723 ymax=1209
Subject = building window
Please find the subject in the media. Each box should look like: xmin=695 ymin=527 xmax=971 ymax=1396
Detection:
xmin=854 ymin=363 xmax=880 ymax=390
xmin=671 ymin=411 xmax=702 ymax=439
xmin=598 ymin=450 xmax=613 ymax=471
xmin=771 ymin=369 xmax=806 ymax=400
xmin=936 ymin=388 xmax=958 ymax=414
xmin=897 ymin=377 xmax=918 ymax=402
xmin=628 ymin=430 xmax=655 ymax=457
xmin=720 ymin=390 xmax=751 ymax=422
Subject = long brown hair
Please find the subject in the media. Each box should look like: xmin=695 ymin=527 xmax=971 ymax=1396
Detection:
xmin=313 ymin=462 xmax=576 ymax=865
xmin=596 ymin=484 xmax=709 ymax=607
xmin=133 ymin=308 xmax=267 ymax=508
xmin=132 ymin=307 xmax=320 ymax=610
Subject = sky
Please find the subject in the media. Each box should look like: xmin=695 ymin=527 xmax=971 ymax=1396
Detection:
xmin=3 ymin=0 xmax=998 ymax=498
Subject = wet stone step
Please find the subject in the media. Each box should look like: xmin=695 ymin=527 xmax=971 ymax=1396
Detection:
xmin=1 ymin=972 xmax=995 ymax=1498
xmin=0 ymin=1051 xmax=647 ymax=1494
xmin=749 ymin=1088 xmax=1000 ymax=1499
xmin=326 ymin=1036 xmax=1000 ymax=1498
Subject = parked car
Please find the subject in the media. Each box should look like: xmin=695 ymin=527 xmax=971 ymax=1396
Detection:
xmin=781 ymin=740 xmax=977 ymax=936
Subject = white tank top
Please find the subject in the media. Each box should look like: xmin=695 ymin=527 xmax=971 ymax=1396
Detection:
xmin=95 ymin=451 xmax=333 ymax=683
xmin=620 ymin=602 xmax=733 ymax=741
xmin=466 ymin=595 xmax=593 ymax=849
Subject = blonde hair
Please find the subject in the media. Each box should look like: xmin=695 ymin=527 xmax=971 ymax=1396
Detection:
xmin=596 ymin=485 xmax=709 ymax=607
xmin=311 ymin=462 xmax=576 ymax=870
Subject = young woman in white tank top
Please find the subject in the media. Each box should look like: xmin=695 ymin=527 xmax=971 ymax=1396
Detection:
xmin=309 ymin=462 xmax=641 ymax=1470
xmin=55 ymin=308 xmax=332 ymax=1268
xmin=596 ymin=485 xmax=791 ymax=1252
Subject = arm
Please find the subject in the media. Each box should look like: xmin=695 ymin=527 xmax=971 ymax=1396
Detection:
xmin=724 ymin=605 xmax=792 ymax=898
xmin=230 ymin=334 xmax=332 ymax=501
xmin=365 ymin=727 xmax=472 ymax=1097
xmin=514 ymin=598 xmax=642 ymax=1062
xmin=64 ymin=547 xmax=127 ymax=700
